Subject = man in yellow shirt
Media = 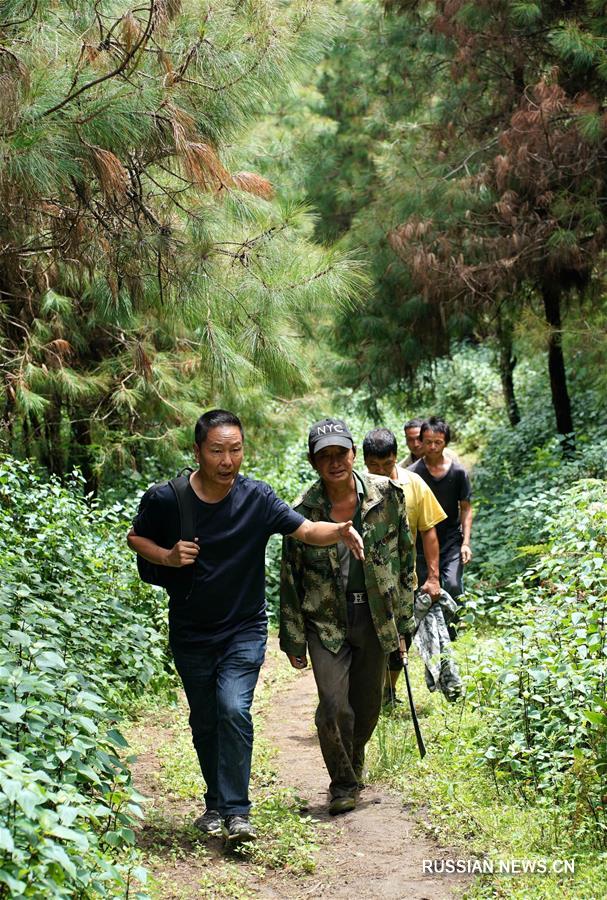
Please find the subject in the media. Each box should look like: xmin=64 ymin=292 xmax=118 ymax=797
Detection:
xmin=363 ymin=427 xmax=447 ymax=703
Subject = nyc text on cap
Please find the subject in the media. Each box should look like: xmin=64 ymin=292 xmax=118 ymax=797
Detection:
xmin=308 ymin=418 xmax=354 ymax=454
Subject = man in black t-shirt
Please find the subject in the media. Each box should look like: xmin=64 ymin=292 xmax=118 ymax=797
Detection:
xmin=127 ymin=409 xmax=363 ymax=845
xmin=408 ymin=417 xmax=472 ymax=607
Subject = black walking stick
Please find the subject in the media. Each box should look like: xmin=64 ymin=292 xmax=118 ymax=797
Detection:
xmin=400 ymin=634 xmax=427 ymax=759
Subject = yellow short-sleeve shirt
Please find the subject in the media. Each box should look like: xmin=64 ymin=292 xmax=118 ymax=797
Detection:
xmin=395 ymin=465 xmax=446 ymax=588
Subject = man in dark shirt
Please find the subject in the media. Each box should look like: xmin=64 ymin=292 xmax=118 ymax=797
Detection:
xmin=408 ymin=416 xmax=472 ymax=606
xmin=127 ymin=409 xmax=363 ymax=844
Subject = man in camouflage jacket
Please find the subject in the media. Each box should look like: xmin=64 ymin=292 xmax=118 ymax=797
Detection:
xmin=280 ymin=418 xmax=414 ymax=814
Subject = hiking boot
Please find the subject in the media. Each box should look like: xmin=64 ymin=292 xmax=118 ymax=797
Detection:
xmin=222 ymin=815 xmax=256 ymax=844
xmin=194 ymin=809 xmax=222 ymax=836
xmin=328 ymin=795 xmax=356 ymax=816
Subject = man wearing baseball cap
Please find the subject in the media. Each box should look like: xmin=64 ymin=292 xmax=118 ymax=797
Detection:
xmin=279 ymin=418 xmax=415 ymax=815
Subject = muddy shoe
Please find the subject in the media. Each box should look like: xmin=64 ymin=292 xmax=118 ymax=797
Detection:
xmin=328 ymin=795 xmax=356 ymax=816
xmin=194 ymin=809 xmax=223 ymax=836
xmin=222 ymin=815 xmax=256 ymax=844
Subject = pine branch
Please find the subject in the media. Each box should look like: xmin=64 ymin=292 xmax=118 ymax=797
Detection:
xmin=1 ymin=0 xmax=38 ymax=28
xmin=39 ymin=3 xmax=156 ymax=121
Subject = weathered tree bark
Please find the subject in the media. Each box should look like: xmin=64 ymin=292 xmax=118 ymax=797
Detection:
xmin=1 ymin=377 xmax=15 ymax=450
xmin=22 ymin=416 xmax=32 ymax=459
xmin=496 ymin=314 xmax=520 ymax=427
xmin=541 ymin=281 xmax=575 ymax=452
xmin=69 ymin=415 xmax=98 ymax=495
xmin=42 ymin=393 xmax=64 ymax=476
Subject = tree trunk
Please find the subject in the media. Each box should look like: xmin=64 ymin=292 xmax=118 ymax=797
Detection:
xmin=69 ymin=415 xmax=98 ymax=496
xmin=22 ymin=416 xmax=32 ymax=459
xmin=541 ymin=281 xmax=575 ymax=452
xmin=1 ymin=374 xmax=15 ymax=453
xmin=496 ymin=314 xmax=520 ymax=426
xmin=42 ymin=393 xmax=64 ymax=476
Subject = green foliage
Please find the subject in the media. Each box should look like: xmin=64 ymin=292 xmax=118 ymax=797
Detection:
xmin=369 ymin=640 xmax=605 ymax=899
xmin=0 ymin=455 xmax=170 ymax=896
xmin=468 ymin=480 xmax=607 ymax=846
xmin=470 ymin=367 xmax=607 ymax=583
xmin=300 ymin=0 xmax=607 ymax=440
xmin=1 ymin=0 xmax=365 ymax=489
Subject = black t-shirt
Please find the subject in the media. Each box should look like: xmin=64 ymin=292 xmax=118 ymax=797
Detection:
xmin=408 ymin=458 xmax=472 ymax=551
xmin=132 ymin=474 xmax=304 ymax=647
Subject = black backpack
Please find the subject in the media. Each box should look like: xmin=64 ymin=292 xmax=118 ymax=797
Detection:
xmin=136 ymin=468 xmax=197 ymax=588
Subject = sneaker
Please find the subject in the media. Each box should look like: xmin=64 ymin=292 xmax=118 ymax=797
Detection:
xmin=222 ymin=814 xmax=256 ymax=844
xmin=194 ymin=809 xmax=222 ymax=836
xmin=328 ymin=795 xmax=356 ymax=816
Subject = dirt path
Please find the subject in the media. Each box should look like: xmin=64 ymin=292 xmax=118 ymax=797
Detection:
xmin=264 ymin=662 xmax=470 ymax=900
xmin=127 ymin=644 xmax=471 ymax=899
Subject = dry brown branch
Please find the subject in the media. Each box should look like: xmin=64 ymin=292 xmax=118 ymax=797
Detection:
xmin=181 ymin=141 xmax=230 ymax=191
xmin=133 ymin=342 xmax=153 ymax=380
xmin=231 ymin=171 xmax=274 ymax=199
xmin=46 ymin=338 xmax=73 ymax=361
xmin=121 ymin=12 xmax=143 ymax=53
xmin=91 ymin=147 xmax=130 ymax=198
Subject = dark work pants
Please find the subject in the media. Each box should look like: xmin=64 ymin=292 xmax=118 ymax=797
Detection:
xmin=416 ymin=540 xmax=464 ymax=601
xmin=417 ymin=541 xmax=464 ymax=641
xmin=171 ymin=635 xmax=266 ymax=817
xmin=306 ymin=602 xmax=386 ymax=799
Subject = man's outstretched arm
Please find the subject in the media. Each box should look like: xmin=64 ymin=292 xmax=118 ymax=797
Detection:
xmin=290 ymin=519 xmax=364 ymax=560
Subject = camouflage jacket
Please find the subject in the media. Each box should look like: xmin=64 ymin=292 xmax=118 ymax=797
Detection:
xmin=279 ymin=472 xmax=415 ymax=658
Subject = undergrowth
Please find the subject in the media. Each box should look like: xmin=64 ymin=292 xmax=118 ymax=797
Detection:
xmin=0 ymin=457 xmax=170 ymax=897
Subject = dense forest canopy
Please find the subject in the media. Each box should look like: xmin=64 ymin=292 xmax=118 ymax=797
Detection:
xmin=304 ymin=0 xmax=607 ymax=441
xmin=3 ymin=1 xmax=607 ymax=482
xmin=0 ymin=0 xmax=363 ymax=490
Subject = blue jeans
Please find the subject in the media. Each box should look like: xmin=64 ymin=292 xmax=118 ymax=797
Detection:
xmin=171 ymin=635 xmax=267 ymax=817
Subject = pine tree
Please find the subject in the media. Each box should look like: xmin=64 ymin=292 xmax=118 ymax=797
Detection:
xmin=304 ymin=0 xmax=607 ymax=439
xmin=0 ymin=0 xmax=363 ymax=488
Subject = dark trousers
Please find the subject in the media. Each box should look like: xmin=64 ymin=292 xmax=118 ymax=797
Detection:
xmin=171 ymin=635 xmax=266 ymax=817
xmin=306 ymin=602 xmax=386 ymax=799
xmin=417 ymin=541 xmax=464 ymax=641
xmin=417 ymin=540 xmax=464 ymax=601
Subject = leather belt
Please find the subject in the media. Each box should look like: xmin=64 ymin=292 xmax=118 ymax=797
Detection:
xmin=346 ymin=591 xmax=368 ymax=604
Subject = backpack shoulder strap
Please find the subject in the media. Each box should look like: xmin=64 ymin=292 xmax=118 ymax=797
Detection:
xmin=169 ymin=469 xmax=196 ymax=542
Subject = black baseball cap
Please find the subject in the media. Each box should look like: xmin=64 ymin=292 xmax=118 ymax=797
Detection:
xmin=308 ymin=418 xmax=354 ymax=455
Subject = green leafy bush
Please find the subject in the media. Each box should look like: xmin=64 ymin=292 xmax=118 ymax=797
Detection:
xmin=468 ymin=479 xmax=607 ymax=847
xmin=470 ymin=372 xmax=607 ymax=584
xmin=0 ymin=457 xmax=170 ymax=897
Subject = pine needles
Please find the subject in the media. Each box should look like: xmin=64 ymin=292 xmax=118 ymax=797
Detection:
xmin=0 ymin=0 xmax=361 ymax=485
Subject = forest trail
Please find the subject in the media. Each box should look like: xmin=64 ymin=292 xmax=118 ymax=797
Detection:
xmin=128 ymin=642 xmax=471 ymax=899
xmin=264 ymin=661 xmax=470 ymax=900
